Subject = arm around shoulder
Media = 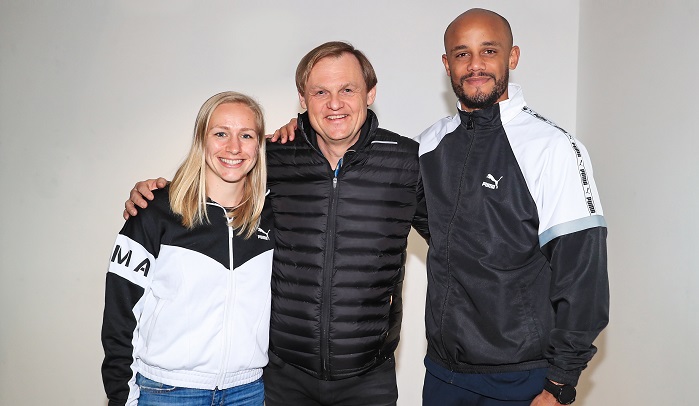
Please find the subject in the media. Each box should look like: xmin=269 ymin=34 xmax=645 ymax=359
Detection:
xmin=123 ymin=177 xmax=169 ymax=220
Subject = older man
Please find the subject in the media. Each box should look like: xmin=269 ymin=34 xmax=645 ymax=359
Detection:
xmin=262 ymin=41 xmax=428 ymax=406
xmin=418 ymin=9 xmax=609 ymax=406
xmin=123 ymin=41 xmax=428 ymax=406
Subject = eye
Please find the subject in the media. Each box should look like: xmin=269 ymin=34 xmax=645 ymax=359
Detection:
xmin=214 ymin=131 xmax=227 ymax=138
xmin=483 ymin=49 xmax=496 ymax=55
xmin=241 ymin=133 xmax=256 ymax=139
xmin=316 ymin=90 xmax=326 ymax=96
xmin=456 ymin=52 xmax=469 ymax=58
xmin=343 ymin=88 xmax=353 ymax=93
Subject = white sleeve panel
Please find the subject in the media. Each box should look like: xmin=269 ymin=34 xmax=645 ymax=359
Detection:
xmin=507 ymin=109 xmax=605 ymax=244
xmin=417 ymin=114 xmax=461 ymax=156
xmin=538 ymin=133 xmax=605 ymax=236
xmin=107 ymin=234 xmax=155 ymax=288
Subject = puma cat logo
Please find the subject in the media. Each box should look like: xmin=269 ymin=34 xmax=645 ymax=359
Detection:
xmin=481 ymin=174 xmax=503 ymax=190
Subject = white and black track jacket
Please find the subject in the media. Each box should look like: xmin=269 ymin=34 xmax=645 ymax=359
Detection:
xmin=418 ymin=84 xmax=609 ymax=386
xmin=101 ymin=187 xmax=274 ymax=406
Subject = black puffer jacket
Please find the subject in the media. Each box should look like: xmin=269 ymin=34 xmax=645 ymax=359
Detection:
xmin=266 ymin=109 xmax=428 ymax=380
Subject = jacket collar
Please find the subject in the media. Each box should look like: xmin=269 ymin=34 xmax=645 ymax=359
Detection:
xmin=455 ymin=83 xmax=527 ymax=128
xmin=297 ymin=108 xmax=378 ymax=155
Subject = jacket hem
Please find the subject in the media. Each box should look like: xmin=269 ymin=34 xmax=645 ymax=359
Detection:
xmin=138 ymin=362 xmax=262 ymax=390
xmin=426 ymin=348 xmax=549 ymax=375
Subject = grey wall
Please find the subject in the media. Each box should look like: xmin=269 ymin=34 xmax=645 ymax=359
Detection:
xmin=575 ymin=1 xmax=699 ymax=404
xmin=2 ymin=1 xmax=694 ymax=405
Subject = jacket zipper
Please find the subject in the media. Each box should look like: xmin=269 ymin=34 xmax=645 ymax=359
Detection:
xmin=441 ymin=113 xmax=475 ymax=370
xmin=212 ymin=203 xmax=235 ymax=389
xmin=301 ymin=116 xmax=357 ymax=379
xmin=320 ymin=159 xmax=343 ymax=379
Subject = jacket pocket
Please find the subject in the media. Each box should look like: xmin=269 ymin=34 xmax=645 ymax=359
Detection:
xmin=516 ymin=282 xmax=546 ymax=359
xmin=144 ymin=297 xmax=166 ymax=351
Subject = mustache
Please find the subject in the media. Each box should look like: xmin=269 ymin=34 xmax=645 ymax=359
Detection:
xmin=458 ymin=72 xmax=495 ymax=83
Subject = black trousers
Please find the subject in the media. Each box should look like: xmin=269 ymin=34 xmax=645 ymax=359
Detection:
xmin=264 ymin=352 xmax=398 ymax=406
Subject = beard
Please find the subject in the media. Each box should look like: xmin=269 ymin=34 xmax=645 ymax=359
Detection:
xmin=451 ymin=70 xmax=509 ymax=110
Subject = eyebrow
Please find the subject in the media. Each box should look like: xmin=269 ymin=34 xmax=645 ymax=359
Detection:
xmin=210 ymin=125 xmax=258 ymax=133
xmin=449 ymin=41 xmax=503 ymax=53
xmin=308 ymin=82 xmax=358 ymax=91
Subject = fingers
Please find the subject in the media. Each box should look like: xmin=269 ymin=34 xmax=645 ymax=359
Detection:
xmin=155 ymin=177 xmax=168 ymax=189
xmin=283 ymin=123 xmax=296 ymax=143
xmin=266 ymin=131 xmax=280 ymax=142
xmin=129 ymin=187 xmax=150 ymax=209
xmin=286 ymin=118 xmax=298 ymax=142
xmin=273 ymin=127 xmax=291 ymax=144
xmin=265 ymin=118 xmax=300 ymax=144
xmin=123 ymin=178 xmax=166 ymax=221
xmin=266 ymin=130 xmax=281 ymax=143
xmin=135 ymin=181 xmax=155 ymax=201
xmin=123 ymin=198 xmax=140 ymax=220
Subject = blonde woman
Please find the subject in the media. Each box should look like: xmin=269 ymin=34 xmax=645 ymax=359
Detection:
xmin=101 ymin=92 xmax=274 ymax=406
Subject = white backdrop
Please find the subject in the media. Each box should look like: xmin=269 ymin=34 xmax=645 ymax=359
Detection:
xmin=1 ymin=1 xmax=696 ymax=405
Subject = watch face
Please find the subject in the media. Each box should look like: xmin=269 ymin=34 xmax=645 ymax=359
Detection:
xmin=558 ymin=385 xmax=576 ymax=404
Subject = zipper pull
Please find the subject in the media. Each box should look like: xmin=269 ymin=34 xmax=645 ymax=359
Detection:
xmin=467 ymin=114 xmax=475 ymax=130
xmin=332 ymin=157 xmax=342 ymax=189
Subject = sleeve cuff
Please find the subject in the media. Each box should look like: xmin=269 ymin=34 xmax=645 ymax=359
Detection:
xmin=547 ymin=364 xmax=582 ymax=386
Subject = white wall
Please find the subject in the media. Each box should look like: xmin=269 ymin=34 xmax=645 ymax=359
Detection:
xmin=2 ymin=1 xmax=588 ymax=404
xmin=576 ymin=1 xmax=699 ymax=404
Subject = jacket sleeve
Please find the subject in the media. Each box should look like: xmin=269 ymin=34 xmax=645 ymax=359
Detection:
xmin=411 ymin=172 xmax=430 ymax=242
xmin=540 ymin=227 xmax=609 ymax=386
xmin=537 ymin=137 xmax=609 ymax=386
xmin=101 ymin=206 xmax=160 ymax=405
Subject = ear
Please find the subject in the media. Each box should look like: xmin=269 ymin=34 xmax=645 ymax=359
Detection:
xmin=508 ymin=46 xmax=520 ymax=70
xmin=298 ymin=92 xmax=307 ymax=110
xmin=442 ymin=54 xmax=452 ymax=77
xmin=366 ymin=86 xmax=377 ymax=106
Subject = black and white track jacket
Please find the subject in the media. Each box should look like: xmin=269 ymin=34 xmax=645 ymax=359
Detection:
xmin=266 ymin=110 xmax=429 ymax=380
xmin=418 ymin=84 xmax=609 ymax=386
xmin=101 ymin=187 xmax=274 ymax=405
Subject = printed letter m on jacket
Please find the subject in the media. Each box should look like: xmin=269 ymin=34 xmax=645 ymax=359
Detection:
xmin=110 ymin=245 xmax=132 ymax=267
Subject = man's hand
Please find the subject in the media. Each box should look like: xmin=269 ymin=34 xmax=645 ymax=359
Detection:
xmin=530 ymin=390 xmax=560 ymax=406
xmin=265 ymin=118 xmax=298 ymax=143
xmin=123 ymin=177 xmax=168 ymax=220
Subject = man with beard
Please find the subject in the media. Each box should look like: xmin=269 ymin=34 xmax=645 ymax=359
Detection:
xmin=418 ymin=8 xmax=609 ymax=406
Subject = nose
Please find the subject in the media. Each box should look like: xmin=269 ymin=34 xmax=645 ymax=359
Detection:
xmin=327 ymin=92 xmax=343 ymax=110
xmin=226 ymin=136 xmax=241 ymax=154
xmin=468 ymin=53 xmax=485 ymax=72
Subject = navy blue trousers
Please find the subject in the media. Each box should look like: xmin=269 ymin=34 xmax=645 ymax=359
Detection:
xmin=422 ymin=357 xmax=547 ymax=406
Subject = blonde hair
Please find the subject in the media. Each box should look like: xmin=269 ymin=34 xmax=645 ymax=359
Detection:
xmin=169 ymin=91 xmax=267 ymax=238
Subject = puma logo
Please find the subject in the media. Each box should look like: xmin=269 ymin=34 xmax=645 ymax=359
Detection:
xmin=257 ymin=228 xmax=270 ymax=241
xmin=481 ymin=174 xmax=503 ymax=190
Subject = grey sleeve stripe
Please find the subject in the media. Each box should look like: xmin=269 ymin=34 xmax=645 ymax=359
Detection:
xmin=539 ymin=215 xmax=607 ymax=247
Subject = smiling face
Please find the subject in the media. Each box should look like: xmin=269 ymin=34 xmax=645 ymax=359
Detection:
xmin=204 ymin=102 xmax=260 ymax=195
xmin=442 ymin=9 xmax=519 ymax=111
xmin=298 ymin=52 xmax=376 ymax=153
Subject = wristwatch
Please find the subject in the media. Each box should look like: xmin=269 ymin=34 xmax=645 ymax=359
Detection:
xmin=543 ymin=379 xmax=576 ymax=405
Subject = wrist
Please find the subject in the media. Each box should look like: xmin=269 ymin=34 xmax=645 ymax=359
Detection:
xmin=543 ymin=379 xmax=576 ymax=405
